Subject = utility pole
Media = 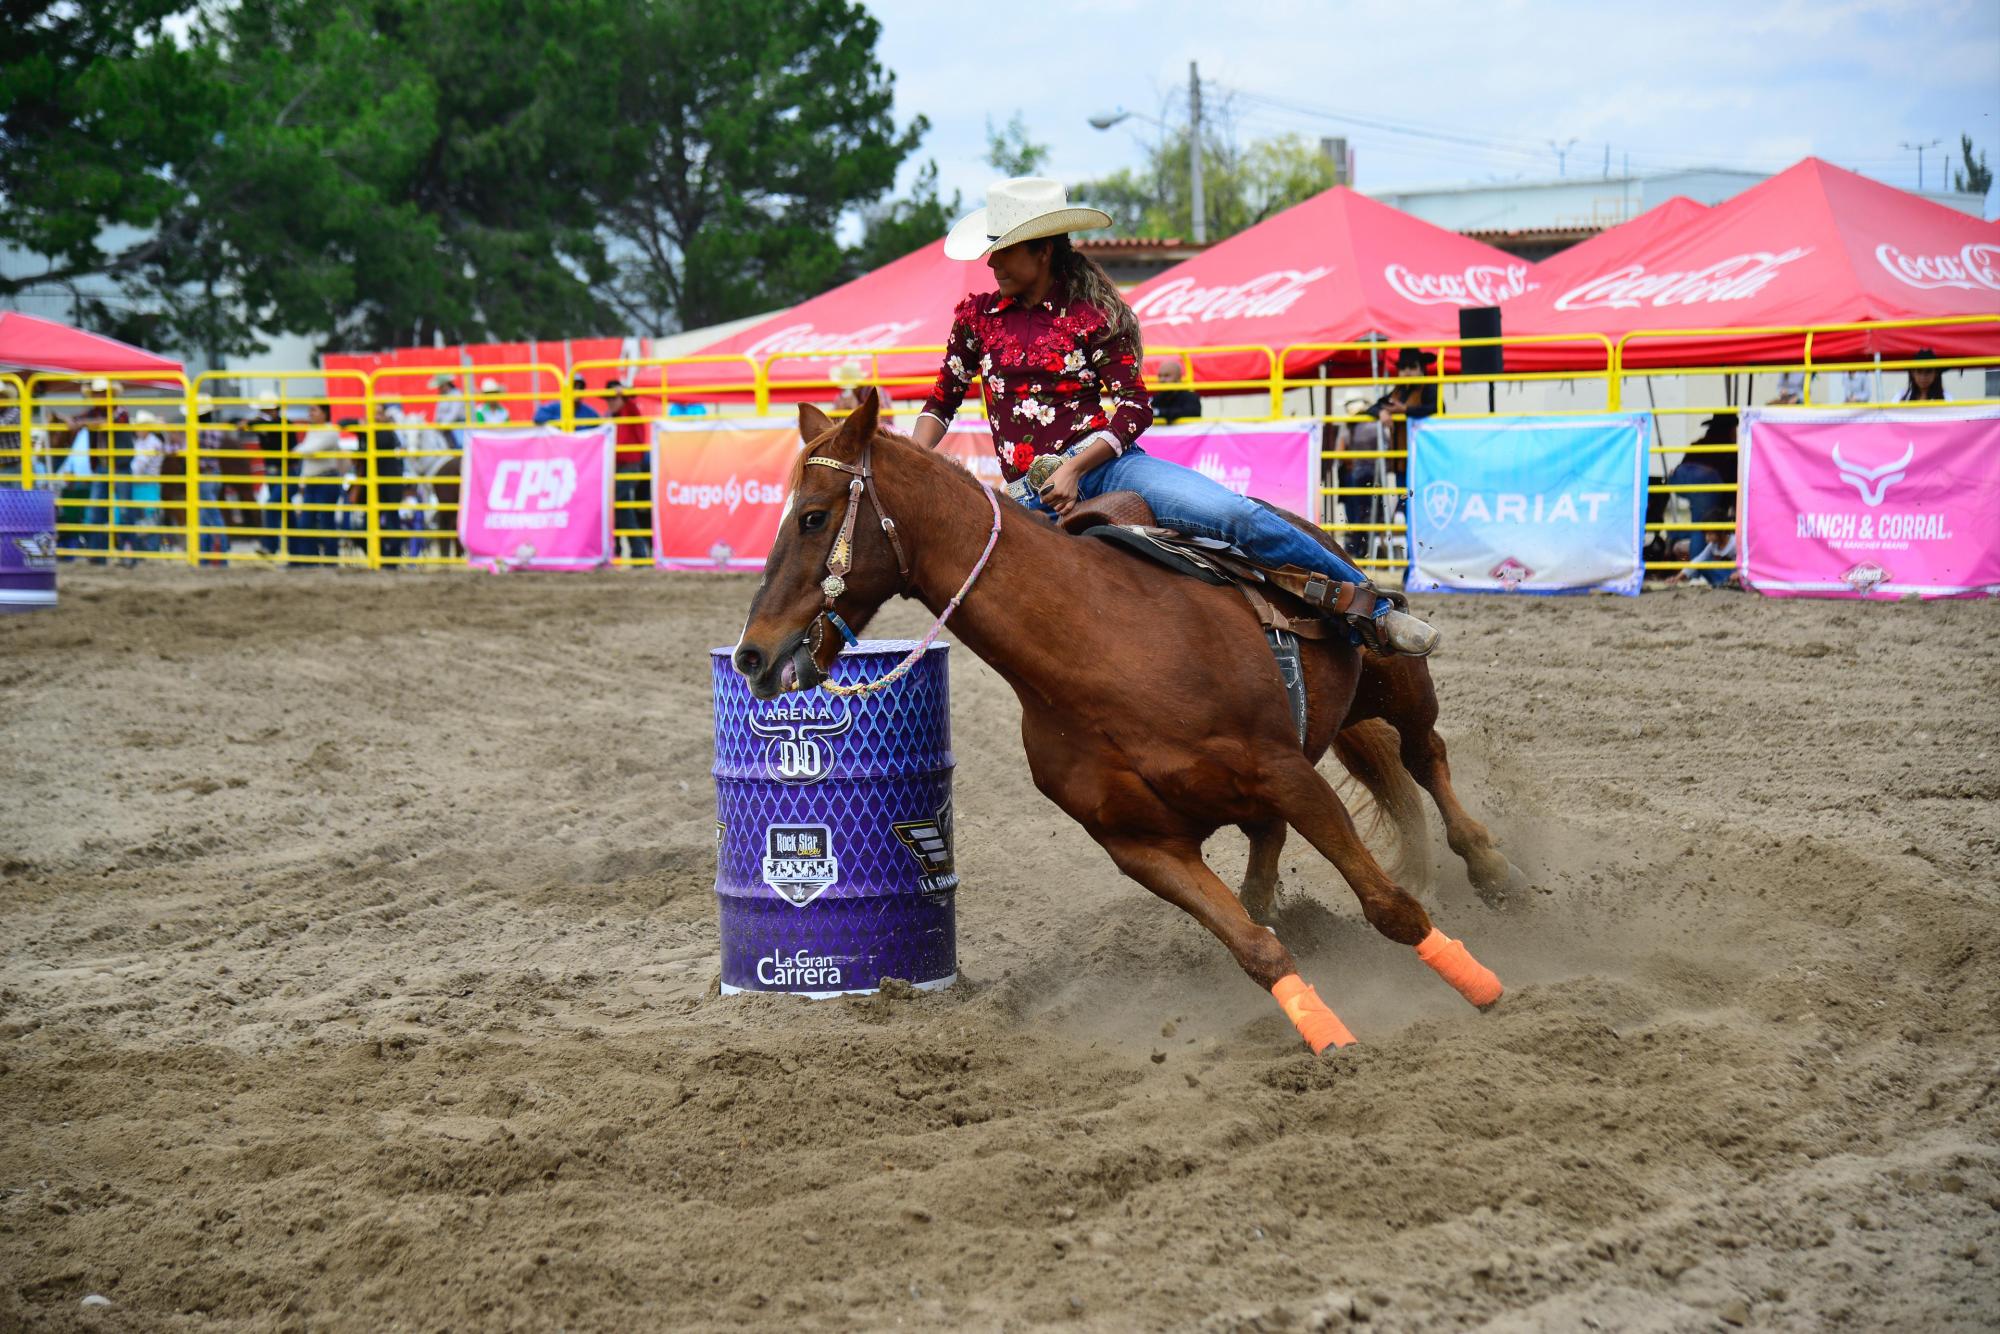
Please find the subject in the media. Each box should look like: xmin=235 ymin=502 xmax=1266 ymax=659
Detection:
xmin=1900 ymin=139 xmax=1941 ymax=192
xmin=1549 ymin=137 xmax=1579 ymax=178
xmin=1189 ymin=61 xmax=1205 ymax=243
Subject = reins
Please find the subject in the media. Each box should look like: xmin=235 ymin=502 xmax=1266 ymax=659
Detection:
xmin=801 ymin=436 xmax=1003 ymax=698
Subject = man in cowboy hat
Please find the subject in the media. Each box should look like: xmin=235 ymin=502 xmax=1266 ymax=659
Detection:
xmin=912 ymin=176 xmax=1438 ymax=655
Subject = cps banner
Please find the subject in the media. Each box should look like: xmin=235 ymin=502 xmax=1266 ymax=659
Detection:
xmin=1740 ymin=407 xmax=2000 ymax=599
xmin=459 ymin=428 xmax=612 ymax=571
xmin=652 ymin=417 xmax=1320 ymax=570
xmin=1406 ymin=415 xmax=1649 ymax=595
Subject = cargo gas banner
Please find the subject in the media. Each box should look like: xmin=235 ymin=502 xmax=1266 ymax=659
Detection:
xmin=654 ymin=417 xmax=1319 ymax=570
xmin=1739 ymin=407 xmax=2000 ymax=599
xmin=458 ymin=427 xmax=612 ymax=571
xmin=1405 ymin=414 xmax=1649 ymax=595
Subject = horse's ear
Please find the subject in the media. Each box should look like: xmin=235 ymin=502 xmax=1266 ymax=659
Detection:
xmin=798 ymin=402 xmax=833 ymax=443
xmin=841 ymin=385 xmax=880 ymax=442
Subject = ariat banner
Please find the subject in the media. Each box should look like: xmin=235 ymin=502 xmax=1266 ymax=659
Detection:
xmin=1740 ymin=407 xmax=2000 ymax=599
xmin=1405 ymin=415 xmax=1649 ymax=595
xmin=653 ymin=417 xmax=1320 ymax=570
xmin=458 ymin=427 xmax=612 ymax=571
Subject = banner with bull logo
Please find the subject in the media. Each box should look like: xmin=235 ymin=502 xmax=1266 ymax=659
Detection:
xmin=1739 ymin=407 xmax=2000 ymax=599
xmin=1406 ymin=415 xmax=1650 ymax=595
xmin=651 ymin=417 xmax=1319 ymax=571
xmin=459 ymin=427 xmax=613 ymax=571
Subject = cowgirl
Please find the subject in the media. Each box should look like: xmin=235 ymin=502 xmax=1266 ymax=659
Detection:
xmin=909 ymin=178 xmax=1437 ymax=656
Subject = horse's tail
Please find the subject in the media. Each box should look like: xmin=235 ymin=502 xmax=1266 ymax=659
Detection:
xmin=1330 ymin=718 xmax=1431 ymax=894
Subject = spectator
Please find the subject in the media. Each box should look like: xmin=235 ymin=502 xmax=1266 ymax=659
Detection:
xmin=473 ymin=378 xmax=511 ymax=425
xmin=667 ymin=399 xmax=708 ymax=418
xmin=51 ymin=395 xmax=102 ymax=555
xmin=430 ymin=373 xmax=468 ymax=451
xmin=606 ymin=379 xmax=653 ymax=561
xmin=1665 ymin=414 xmax=1738 ymax=565
xmin=532 ymin=374 xmax=603 ymax=428
xmin=292 ymin=402 xmax=348 ymax=562
xmin=123 ymin=409 xmax=168 ymax=559
xmin=191 ymin=396 xmax=230 ymax=563
xmin=1152 ymin=359 xmax=1203 ymax=423
xmin=248 ymin=394 xmax=292 ymax=557
xmin=1337 ymin=349 xmax=1437 ymax=558
xmin=374 ymin=404 xmax=410 ymax=566
xmin=830 ymin=359 xmax=895 ymax=428
xmin=1902 ymin=348 xmax=1946 ymax=402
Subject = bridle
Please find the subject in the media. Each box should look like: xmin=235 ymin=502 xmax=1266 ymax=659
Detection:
xmin=803 ymin=434 xmax=909 ymax=652
xmin=795 ymin=431 xmax=1003 ymax=698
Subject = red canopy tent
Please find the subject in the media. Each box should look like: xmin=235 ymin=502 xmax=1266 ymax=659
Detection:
xmin=671 ymin=239 xmax=990 ymax=403
xmin=1502 ymin=158 xmax=2000 ymax=368
xmin=1118 ymin=186 xmax=1545 ymax=386
xmin=0 ymin=311 xmax=184 ymax=380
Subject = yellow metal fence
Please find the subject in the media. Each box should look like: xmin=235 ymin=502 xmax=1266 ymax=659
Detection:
xmin=6 ymin=315 xmax=1993 ymax=576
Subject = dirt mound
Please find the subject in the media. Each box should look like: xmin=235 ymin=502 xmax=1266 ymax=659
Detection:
xmin=2 ymin=568 xmax=1995 ymax=1330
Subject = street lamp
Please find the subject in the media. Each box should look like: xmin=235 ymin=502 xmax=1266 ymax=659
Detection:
xmin=1087 ymin=61 xmax=1207 ymax=242
xmin=1900 ymin=139 xmax=1942 ymax=192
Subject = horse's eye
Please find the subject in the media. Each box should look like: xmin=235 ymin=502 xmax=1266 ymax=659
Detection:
xmin=800 ymin=510 xmax=828 ymax=533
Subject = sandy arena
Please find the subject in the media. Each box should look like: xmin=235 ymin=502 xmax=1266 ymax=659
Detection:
xmin=2 ymin=568 xmax=1996 ymax=1330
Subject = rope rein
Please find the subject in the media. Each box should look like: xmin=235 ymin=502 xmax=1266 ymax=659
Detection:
xmin=817 ymin=479 xmax=1003 ymax=698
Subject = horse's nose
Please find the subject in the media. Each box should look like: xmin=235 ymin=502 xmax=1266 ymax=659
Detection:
xmin=732 ymin=644 xmax=764 ymax=679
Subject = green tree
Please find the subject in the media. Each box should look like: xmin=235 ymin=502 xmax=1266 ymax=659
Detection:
xmin=1952 ymin=133 xmax=1992 ymax=197
xmin=984 ymin=111 xmax=1049 ymax=177
xmin=849 ymin=161 xmax=961 ymax=274
xmin=1077 ymin=129 xmax=1340 ymax=243
xmin=596 ymin=0 xmax=923 ymax=333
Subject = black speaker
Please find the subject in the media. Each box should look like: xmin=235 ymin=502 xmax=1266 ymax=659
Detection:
xmin=1459 ymin=305 xmax=1504 ymax=375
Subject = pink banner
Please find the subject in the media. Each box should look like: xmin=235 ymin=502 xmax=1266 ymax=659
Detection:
xmin=938 ymin=421 xmax=1317 ymax=518
xmin=459 ymin=428 xmax=613 ymax=571
xmin=1740 ymin=407 xmax=2000 ymax=599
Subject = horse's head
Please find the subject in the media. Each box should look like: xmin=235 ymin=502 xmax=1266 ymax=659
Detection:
xmin=732 ymin=390 xmax=903 ymax=699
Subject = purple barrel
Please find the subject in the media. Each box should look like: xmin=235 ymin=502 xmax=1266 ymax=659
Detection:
xmin=711 ymin=641 xmax=956 ymax=997
xmin=0 ymin=489 xmax=57 ymax=612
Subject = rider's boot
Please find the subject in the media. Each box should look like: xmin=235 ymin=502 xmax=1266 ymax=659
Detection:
xmin=1374 ymin=606 xmax=1440 ymax=657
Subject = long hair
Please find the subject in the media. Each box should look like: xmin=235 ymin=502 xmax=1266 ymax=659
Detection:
xmin=1037 ymin=234 xmax=1143 ymax=356
xmin=1902 ymin=350 xmax=1945 ymax=401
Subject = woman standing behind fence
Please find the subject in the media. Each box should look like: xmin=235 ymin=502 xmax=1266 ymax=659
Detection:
xmin=292 ymin=403 xmax=349 ymax=563
xmin=1902 ymin=348 xmax=1947 ymax=402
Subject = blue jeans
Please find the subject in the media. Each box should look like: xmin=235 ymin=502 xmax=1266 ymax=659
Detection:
xmin=1664 ymin=460 xmax=1729 ymax=558
xmin=1037 ymin=448 xmax=1376 ymax=596
xmin=295 ymin=479 xmax=342 ymax=560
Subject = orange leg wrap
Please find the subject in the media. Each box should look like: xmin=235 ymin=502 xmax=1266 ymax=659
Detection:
xmin=1415 ymin=928 xmax=1504 ymax=1009
xmin=1271 ymin=974 xmax=1358 ymax=1053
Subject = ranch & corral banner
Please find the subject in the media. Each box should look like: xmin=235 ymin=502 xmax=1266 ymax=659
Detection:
xmin=458 ymin=427 xmax=613 ymax=571
xmin=1405 ymin=414 xmax=1650 ymax=595
xmin=652 ymin=418 xmax=1319 ymax=570
xmin=1739 ymin=407 xmax=2000 ymax=599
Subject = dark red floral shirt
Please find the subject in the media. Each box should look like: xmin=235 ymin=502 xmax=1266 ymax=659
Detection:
xmin=918 ymin=291 xmax=1153 ymax=481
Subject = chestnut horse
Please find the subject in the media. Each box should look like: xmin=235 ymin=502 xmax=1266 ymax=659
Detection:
xmin=733 ymin=395 xmax=1508 ymax=1051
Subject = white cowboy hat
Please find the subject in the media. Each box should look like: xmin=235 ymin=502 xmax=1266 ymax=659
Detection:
xmin=944 ymin=177 xmax=1113 ymax=261
xmin=828 ymin=358 xmax=867 ymax=388
xmin=430 ymin=372 xmax=459 ymax=389
xmin=478 ymin=377 xmax=504 ymax=393
xmin=132 ymin=409 xmax=161 ymax=425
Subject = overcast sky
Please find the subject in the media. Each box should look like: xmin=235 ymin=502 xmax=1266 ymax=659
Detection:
xmin=867 ymin=0 xmax=2000 ymax=218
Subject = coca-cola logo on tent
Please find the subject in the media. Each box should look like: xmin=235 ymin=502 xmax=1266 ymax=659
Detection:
xmin=743 ymin=321 xmax=925 ymax=361
xmin=1382 ymin=263 xmax=1535 ymax=307
xmin=1874 ymin=242 xmax=2000 ymax=293
xmin=1553 ymin=248 xmax=1813 ymax=311
xmin=1131 ymin=268 xmax=1334 ymax=326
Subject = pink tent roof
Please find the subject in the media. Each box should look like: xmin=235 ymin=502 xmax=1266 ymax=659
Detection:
xmin=0 ymin=311 xmax=184 ymax=380
xmin=1119 ymin=186 xmax=1543 ymax=384
xmin=673 ymin=239 xmax=990 ymax=402
xmin=1503 ymin=158 xmax=2000 ymax=368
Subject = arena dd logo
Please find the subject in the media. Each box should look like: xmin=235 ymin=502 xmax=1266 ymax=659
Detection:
xmin=746 ymin=696 xmax=853 ymax=783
